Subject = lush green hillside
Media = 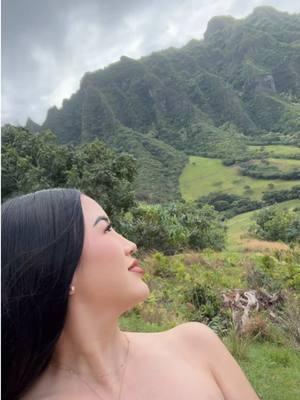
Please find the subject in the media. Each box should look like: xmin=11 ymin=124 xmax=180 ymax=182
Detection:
xmin=40 ymin=6 xmax=300 ymax=141
xmin=25 ymin=6 xmax=300 ymax=202
xmin=226 ymin=199 xmax=300 ymax=250
xmin=248 ymin=144 xmax=300 ymax=158
xmin=269 ymin=158 xmax=300 ymax=172
xmin=237 ymin=157 xmax=300 ymax=180
xmin=105 ymin=126 xmax=188 ymax=202
xmin=179 ymin=156 xmax=299 ymax=201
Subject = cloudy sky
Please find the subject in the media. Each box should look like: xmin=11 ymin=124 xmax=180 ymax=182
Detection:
xmin=2 ymin=0 xmax=300 ymax=126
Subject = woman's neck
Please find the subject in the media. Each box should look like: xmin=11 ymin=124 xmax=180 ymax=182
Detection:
xmin=51 ymin=298 xmax=129 ymax=387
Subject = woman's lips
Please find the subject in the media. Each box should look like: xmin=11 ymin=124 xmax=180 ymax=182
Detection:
xmin=129 ymin=266 xmax=144 ymax=274
xmin=128 ymin=260 xmax=144 ymax=274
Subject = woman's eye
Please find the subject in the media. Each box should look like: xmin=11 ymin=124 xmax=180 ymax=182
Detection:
xmin=105 ymin=223 xmax=113 ymax=232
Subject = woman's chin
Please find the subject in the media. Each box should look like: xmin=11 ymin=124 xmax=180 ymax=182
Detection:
xmin=124 ymin=284 xmax=150 ymax=312
xmin=134 ymin=281 xmax=150 ymax=301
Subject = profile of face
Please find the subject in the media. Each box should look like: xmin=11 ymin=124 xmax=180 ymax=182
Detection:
xmin=70 ymin=194 xmax=150 ymax=316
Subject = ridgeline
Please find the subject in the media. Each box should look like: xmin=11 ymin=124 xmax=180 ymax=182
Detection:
xmin=26 ymin=6 xmax=300 ymax=202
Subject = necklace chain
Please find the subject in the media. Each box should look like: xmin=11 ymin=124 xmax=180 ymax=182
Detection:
xmin=51 ymin=332 xmax=130 ymax=400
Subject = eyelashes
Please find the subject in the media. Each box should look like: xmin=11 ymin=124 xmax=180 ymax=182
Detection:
xmin=104 ymin=222 xmax=113 ymax=232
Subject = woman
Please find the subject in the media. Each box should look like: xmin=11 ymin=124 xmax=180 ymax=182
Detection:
xmin=2 ymin=188 xmax=260 ymax=400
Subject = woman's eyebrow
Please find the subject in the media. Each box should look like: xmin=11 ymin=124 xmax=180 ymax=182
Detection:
xmin=93 ymin=216 xmax=110 ymax=227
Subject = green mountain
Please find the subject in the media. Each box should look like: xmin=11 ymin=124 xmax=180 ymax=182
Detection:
xmin=27 ymin=6 xmax=300 ymax=202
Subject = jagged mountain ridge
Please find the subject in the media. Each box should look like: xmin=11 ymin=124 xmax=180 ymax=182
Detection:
xmin=27 ymin=6 xmax=300 ymax=202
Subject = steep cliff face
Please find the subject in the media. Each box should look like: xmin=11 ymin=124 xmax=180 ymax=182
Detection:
xmin=43 ymin=92 xmax=83 ymax=144
xmin=25 ymin=7 xmax=300 ymax=201
xmin=35 ymin=6 xmax=300 ymax=147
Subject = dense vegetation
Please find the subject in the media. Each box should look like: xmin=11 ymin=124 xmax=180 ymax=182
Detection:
xmin=239 ymin=159 xmax=300 ymax=180
xmin=24 ymin=6 xmax=300 ymax=202
xmin=1 ymin=125 xmax=137 ymax=221
xmin=262 ymin=185 xmax=300 ymax=204
xmin=197 ymin=185 xmax=300 ymax=218
xmin=1 ymin=125 xmax=226 ymax=252
xmin=119 ymin=202 xmax=226 ymax=254
xmin=250 ymin=204 xmax=300 ymax=244
xmin=197 ymin=192 xmax=263 ymax=218
xmin=248 ymin=144 xmax=300 ymax=159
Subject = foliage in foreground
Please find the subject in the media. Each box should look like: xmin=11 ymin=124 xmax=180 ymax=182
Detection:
xmin=1 ymin=125 xmax=137 ymax=220
xmin=120 ymin=248 xmax=300 ymax=399
xmin=118 ymin=202 xmax=227 ymax=254
xmin=120 ymin=249 xmax=300 ymax=347
xmin=249 ymin=204 xmax=300 ymax=244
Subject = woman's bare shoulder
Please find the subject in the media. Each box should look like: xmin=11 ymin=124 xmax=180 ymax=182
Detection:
xmin=126 ymin=322 xmax=211 ymax=349
xmin=127 ymin=322 xmax=212 ymax=362
xmin=168 ymin=322 xmax=260 ymax=400
xmin=162 ymin=322 xmax=214 ymax=358
xmin=160 ymin=321 xmax=213 ymax=347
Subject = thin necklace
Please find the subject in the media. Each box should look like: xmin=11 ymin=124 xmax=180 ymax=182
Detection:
xmin=52 ymin=332 xmax=130 ymax=400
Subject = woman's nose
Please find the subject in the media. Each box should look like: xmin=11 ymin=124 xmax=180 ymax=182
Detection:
xmin=125 ymin=239 xmax=137 ymax=256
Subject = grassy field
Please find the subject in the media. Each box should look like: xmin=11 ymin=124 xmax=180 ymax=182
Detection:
xmin=268 ymin=158 xmax=300 ymax=172
xmin=226 ymin=199 xmax=300 ymax=251
xmin=235 ymin=341 xmax=300 ymax=400
xmin=179 ymin=156 xmax=299 ymax=201
xmin=248 ymin=144 xmax=300 ymax=158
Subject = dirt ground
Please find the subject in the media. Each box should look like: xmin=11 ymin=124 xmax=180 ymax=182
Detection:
xmin=242 ymin=239 xmax=289 ymax=252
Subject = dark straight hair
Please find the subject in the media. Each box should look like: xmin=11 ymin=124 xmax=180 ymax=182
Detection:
xmin=1 ymin=188 xmax=85 ymax=400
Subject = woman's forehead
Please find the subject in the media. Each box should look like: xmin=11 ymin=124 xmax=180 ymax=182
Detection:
xmin=80 ymin=195 xmax=107 ymax=223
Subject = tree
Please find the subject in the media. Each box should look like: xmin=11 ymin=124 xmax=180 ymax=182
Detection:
xmin=251 ymin=205 xmax=300 ymax=243
xmin=1 ymin=125 xmax=137 ymax=221
xmin=119 ymin=201 xmax=227 ymax=254
xmin=66 ymin=139 xmax=137 ymax=220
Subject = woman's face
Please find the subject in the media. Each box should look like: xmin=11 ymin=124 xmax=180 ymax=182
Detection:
xmin=72 ymin=195 xmax=150 ymax=314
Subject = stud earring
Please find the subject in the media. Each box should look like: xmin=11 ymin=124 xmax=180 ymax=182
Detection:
xmin=69 ymin=285 xmax=75 ymax=295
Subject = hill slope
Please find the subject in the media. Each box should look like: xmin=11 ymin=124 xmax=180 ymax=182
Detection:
xmin=180 ymin=155 xmax=299 ymax=201
xmin=226 ymin=199 xmax=300 ymax=250
xmin=26 ymin=6 xmax=300 ymax=201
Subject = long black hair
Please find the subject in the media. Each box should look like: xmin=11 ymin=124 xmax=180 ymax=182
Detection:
xmin=1 ymin=188 xmax=85 ymax=400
